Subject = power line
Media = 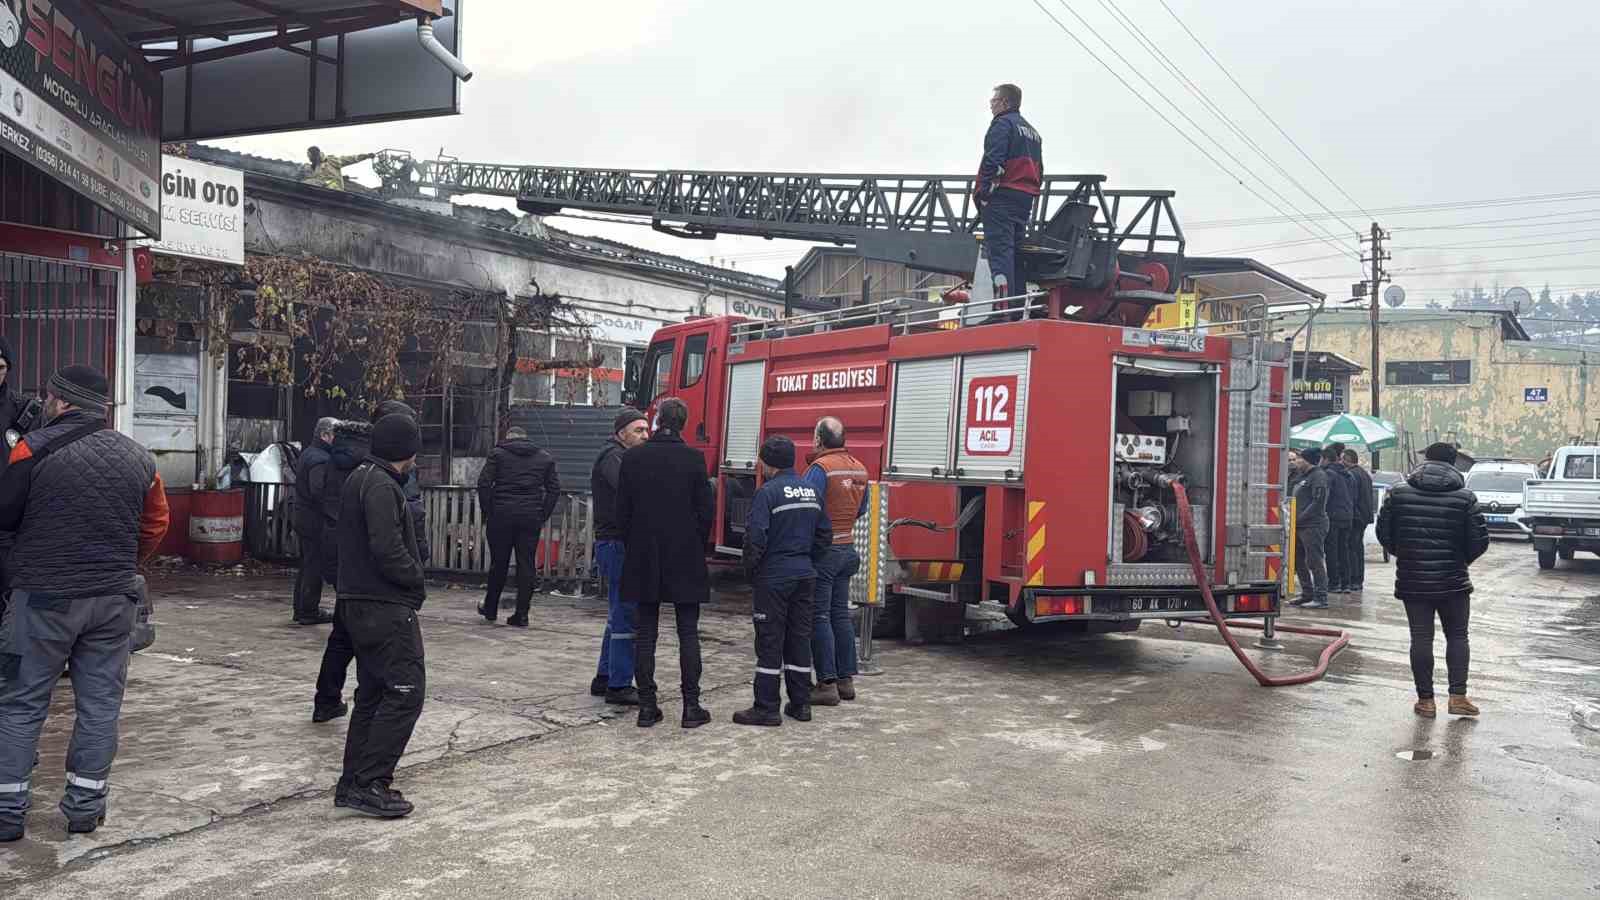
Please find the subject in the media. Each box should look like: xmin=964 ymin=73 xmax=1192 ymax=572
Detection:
xmin=1030 ymin=0 xmax=1361 ymax=263
xmin=1094 ymin=0 xmax=1365 ymax=238
xmin=1156 ymin=0 xmax=1376 ymax=224
xmin=1187 ymin=189 xmax=1600 ymax=229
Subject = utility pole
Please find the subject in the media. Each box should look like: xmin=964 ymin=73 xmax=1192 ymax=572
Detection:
xmin=1361 ymin=222 xmax=1390 ymax=468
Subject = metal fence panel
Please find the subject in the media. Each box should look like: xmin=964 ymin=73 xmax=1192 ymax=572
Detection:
xmin=243 ymin=483 xmax=596 ymax=595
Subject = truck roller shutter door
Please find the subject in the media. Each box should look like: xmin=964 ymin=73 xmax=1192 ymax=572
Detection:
xmin=888 ymin=357 xmax=957 ymax=476
xmin=723 ymin=360 xmax=766 ymax=469
xmin=955 ymin=350 xmax=1030 ymax=478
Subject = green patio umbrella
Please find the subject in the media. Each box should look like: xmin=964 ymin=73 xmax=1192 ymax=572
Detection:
xmin=1289 ymin=413 xmax=1399 ymax=450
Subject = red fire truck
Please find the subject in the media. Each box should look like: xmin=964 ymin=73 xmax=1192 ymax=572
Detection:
xmin=381 ymin=157 xmax=1302 ymax=637
xmin=626 ymin=292 xmax=1292 ymax=637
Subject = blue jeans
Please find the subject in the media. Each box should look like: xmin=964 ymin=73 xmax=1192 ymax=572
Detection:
xmin=594 ymin=540 xmax=635 ymax=689
xmin=811 ymin=545 xmax=860 ymax=682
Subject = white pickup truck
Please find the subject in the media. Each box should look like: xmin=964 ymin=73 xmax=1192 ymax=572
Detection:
xmin=1524 ymin=445 xmax=1600 ymax=570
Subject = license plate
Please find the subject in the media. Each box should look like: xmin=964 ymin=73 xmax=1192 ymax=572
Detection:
xmin=1129 ymin=595 xmax=1185 ymax=611
xmin=1487 ymin=515 xmax=1508 ymax=523
xmin=1586 ymin=528 xmax=1600 ymax=537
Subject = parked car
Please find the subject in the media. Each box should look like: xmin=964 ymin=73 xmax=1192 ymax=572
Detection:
xmin=1366 ymin=470 xmax=1405 ymax=550
xmin=1524 ymin=446 xmax=1600 ymax=569
xmin=1464 ymin=468 xmax=1536 ymax=539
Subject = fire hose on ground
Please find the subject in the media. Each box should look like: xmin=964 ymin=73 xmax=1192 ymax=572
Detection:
xmin=1172 ymin=482 xmax=1351 ymax=687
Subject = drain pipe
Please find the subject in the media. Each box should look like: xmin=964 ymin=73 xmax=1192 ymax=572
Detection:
xmin=418 ymin=18 xmax=472 ymax=82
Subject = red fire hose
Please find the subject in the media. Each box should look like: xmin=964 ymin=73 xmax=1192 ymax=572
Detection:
xmin=1172 ymin=482 xmax=1350 ymax=687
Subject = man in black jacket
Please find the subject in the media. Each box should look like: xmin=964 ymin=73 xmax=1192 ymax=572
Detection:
xmin=590 ymin=409 xmax=650 ymax=705
xmin=0 ymin=336 xmax=38 ymax=599
xmin=1343 ymin=448 xmax=1376 ymax=592
xmin=0 ymin=366 xmax=169 ymax=842
xmin=1288 ymin=448 xmax=1331 ymax=608
xmin=335 ymin=413 xmax=427 ymax=819
xmin=617 ymin=398 xmax=714 ymax=729
xmin=477 ymin=426 xmax=560 ymax=626
xmin=1377 ymin=442 xmax=1490 ymax=719
xmin=313 ymin=402 xmax=429 ymax=722
xmin=291 ymin=417 xmax=337 ymax=625
xmin=1322 ymin=442 xmax=1356 ymax=594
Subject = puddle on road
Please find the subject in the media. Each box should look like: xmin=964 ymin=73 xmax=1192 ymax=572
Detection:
xmin=1396 ymin=749 xmax=1438 ymax=761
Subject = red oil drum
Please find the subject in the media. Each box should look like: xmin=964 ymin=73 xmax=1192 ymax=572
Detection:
xmin=188 ymin=488 xmax=245 ymax=563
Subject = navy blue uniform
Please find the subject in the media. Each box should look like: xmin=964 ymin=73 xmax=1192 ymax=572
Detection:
xmin=977 ymin=109 xmax=1043 ymax=302
xmin=744 ymin=470 xmax=832 ymax=714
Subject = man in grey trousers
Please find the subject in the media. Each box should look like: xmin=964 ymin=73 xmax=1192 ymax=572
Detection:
xmin=0 ymin=366 xmax=169 ymax=842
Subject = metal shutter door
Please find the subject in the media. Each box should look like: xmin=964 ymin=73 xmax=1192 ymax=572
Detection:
xmin=888 ymin=357 xmax=957 ymax=476
xmin=955 ymin=350 xmax=1031 ymax=477
xmin=722 ymin=360 xmax=766 ymax=469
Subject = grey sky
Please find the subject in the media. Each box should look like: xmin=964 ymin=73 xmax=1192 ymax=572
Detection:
xmin=219 ymin=0 xmax=1600 ymax=306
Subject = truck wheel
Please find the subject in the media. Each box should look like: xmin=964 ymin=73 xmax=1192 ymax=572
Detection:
xmin=871 ymin=594 xmax=905 ymax=640
xmin=1537 ymin=547 xmax=1557 ymax=570
xmin=1559 ymin=546 xmax=1575 ymax=560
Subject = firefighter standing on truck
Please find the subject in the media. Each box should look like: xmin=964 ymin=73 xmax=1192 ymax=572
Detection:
xmin=976 ymin=83 xmax=1043 ymax=309
xmin=734 ymin=436 xmax=833 ymax=727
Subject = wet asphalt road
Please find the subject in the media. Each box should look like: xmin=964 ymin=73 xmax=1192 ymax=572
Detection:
xmin=2 ymin=539 xmax=1597 ymax=898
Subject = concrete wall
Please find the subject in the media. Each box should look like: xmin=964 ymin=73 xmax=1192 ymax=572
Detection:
xmin=1297 ymin=310 xmax=1596 ymax=460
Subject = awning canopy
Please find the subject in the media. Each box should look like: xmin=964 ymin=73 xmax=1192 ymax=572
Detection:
xmin=94 ymin=1 xmax=468 ymax=142
xmin=102 ymin=2 xmax=442 ymax=62
xmin=1182 ymin=256 xmax=1327 ymax=307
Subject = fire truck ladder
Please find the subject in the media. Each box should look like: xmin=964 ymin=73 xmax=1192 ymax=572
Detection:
xmin=1208 ymin=296 xmax=1321 ymax=641
xmin=376 ymin=153 xmax=1186 ymax=283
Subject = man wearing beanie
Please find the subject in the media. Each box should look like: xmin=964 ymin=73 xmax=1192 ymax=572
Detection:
xmin=334 ymin=412 xmax=427 ymax=818
xmin=616 ymin=398 xmax=714 ymax=728
xmin=1288 ymin=447 xmax=1331 ymax=609
xmin=313 ymin=400 xmax=428 ymax=724
xmin=476 ymin=425 xmax=560 ymax=626
xmin=589 ymin=408 xmax=650 ymax=705
xmin=0 ymin=365 xmax=169 ymax=842
xmin=733 ymin=434 xmax=832 ymax=727
xmin=1377 ymin=442 xmax=1489 ymax=719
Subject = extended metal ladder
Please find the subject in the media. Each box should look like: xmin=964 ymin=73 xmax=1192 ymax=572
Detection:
xmin=1202 ymin=296 xmax=1321 ymax=638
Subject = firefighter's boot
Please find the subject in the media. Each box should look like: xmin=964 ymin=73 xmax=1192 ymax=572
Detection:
xmin=733 ymin=706 xmax=781 ymax=727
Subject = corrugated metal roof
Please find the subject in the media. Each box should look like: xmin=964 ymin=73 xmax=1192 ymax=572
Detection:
xmin=506 ymin=405 xmax=620 ymax=494
xmin=103 ymin=1 xmax=438 ymax=45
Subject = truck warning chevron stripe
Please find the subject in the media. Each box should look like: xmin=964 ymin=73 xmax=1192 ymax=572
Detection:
xmin=1026 ymin=501 xmax=1046 ymax=586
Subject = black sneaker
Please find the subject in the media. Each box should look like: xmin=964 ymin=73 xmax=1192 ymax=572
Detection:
xmin=312 ymin=702 xmax=349 ymax=723
xmin=604 ymin=687 xmax=640 ymax=706
xmin=505 ymin=616 xmax=529 ymax=627
xmin=477 ymin=603 xmax=496 ymax=624
xmin=0 ymin=819 xmax=22 ymax=843
xmin=343 ymin=784 xmax=413 ymax=819
xmin=333 ymin=780 xmax=352 ymax=808
xmin=589 ymin=675 xmax=608 ymax=697
xmin=66 ymin=813 xmax=105 ymax=835
xmin=1289 ymin=598 xmax=1313 ymax=607
xmin=681 ymin=705 xmax=711 ymax=729
xmin=294 ymin=611 xmax=335 ymax=626
xmin=732 ymin=706 xmax=782 ymax=727
xmin=1304 ymin=600 xmax=1329 ymax=609
xmin=637 ymin=705 xmax=665 ymax=728
xmin=784 ymin=702 xmax=812 ymax=723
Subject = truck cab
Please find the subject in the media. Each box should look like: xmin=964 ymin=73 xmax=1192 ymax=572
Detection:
xmin=626 ymin=316 xmax=744 ymax=477
xmin=1524 ymin=444 xmax=1600 ymax=569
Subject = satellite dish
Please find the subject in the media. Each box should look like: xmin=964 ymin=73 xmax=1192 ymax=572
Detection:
xmin=1503 ymin=286 xmax=1531 ymax=311
xmin=1383 ymin=284 xmax=1406 ymax=308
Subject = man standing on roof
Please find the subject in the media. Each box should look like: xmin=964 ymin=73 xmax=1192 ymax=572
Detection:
xmin=976 ymin=83 xmax=1043 ymax=309
xmin=305 ymin=146 xmax=375 ymax=192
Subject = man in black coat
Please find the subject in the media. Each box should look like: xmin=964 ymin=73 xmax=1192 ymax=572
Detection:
xmin=616 ymin=398 xmax=714 ymax=729
xmin=1343 ymin=448 xmax=1376 ymax=592
xmin=0 ymin=336 xmax=37 ymax=600
xmin=335 ymin=413 xmax=427 ymax=819
xmin=1321 ymin=442 xmax=1356 ymax=594
xmin=476 ymin=426 xmax=560 ymax=626
xmin=312 ymin=401 xmax=429 ymax=723
xmin=1288 ymin=448 xmax=1331 ymax=608
xmin=1376 ymin=442 xmax=1490 ymax=719
xmin=291 ymin=417 xmax=338 ymax=625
